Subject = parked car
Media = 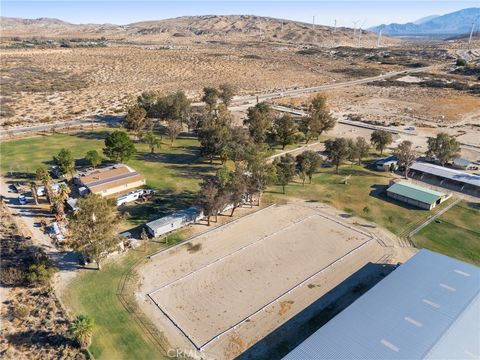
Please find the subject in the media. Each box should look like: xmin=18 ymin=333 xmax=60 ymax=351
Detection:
xmin=18 ymin=194 xmax=27 ymax=205
xmin=9 ymin=183 xmax=20 ymax=193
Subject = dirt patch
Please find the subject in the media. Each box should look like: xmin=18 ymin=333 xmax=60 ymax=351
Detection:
xmin=278 ymin=300 xmax=294 ymax=316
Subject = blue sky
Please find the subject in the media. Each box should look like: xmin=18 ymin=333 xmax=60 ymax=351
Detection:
xmin=1 ymin=1 xmax=478 ymax=27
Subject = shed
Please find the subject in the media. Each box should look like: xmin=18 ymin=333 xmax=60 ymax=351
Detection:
xmin=374 ymin=155 xmax=398 ymax=171
xmin=387 ymin=181 xmax=448 ymax=210
xmin=146 ymin=207 xmax=203 ymax=238
xmin=452 ymin=158 xmax=474 ymax=170
xmin=283 ymin=249 xmax=480 ymax=360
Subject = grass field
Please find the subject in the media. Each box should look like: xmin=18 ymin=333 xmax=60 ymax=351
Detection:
xmin=62 ymin=239 xmax=170 ymax=360
xmin=264 ymin=165 xmax=450 ymax=236
xmin=0 ymin=129 xmax=216 ymax=225
xmin=413 ymin=202 xmax=480 ymax=266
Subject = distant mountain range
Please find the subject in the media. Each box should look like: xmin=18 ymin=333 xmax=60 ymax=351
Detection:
xmin=369 ymin=7 xmax=480 ymax=37
xmin=0 ymin=15 xmax=400 ymax=47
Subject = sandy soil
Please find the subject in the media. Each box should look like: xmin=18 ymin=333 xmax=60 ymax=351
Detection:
xmin=137 ymin=201 xmax=400 ymax=359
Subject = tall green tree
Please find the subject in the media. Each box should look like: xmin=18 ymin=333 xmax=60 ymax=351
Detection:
xmin=196 ymin=176 xmax=227 ymax=226
xmin=140 ymin=130 xmax=161 ymax=153
xmin=325 ymin=138 xmax=350 ymax=174
xmin=70 ymin=315 xmax=95 ymax=350
xmin=299 ymin=95 xmax=336 ymax=143
xmin=124 ymin=104 xmax=148 ymax=135
xmin=296 ymin=150 xmax=322 ymax=185
xmin=68 ymin=194 xmax=122 ymax=270
xmin=244 ymin=103 xmax=272 ymax=144
xmin=137 ymin=90 xmax=161 ymax=118
xmin=198 ymin=105 xmax=233 ymax=163
xmin=394 ymin=140 xmax=417 ymax=178
xmin=245 ymin=146 xmax=275 ymax=206
xmin=370 ymin=130 xmax=393 ymax=156
xmin=225 ymin=168 xmax=247 ymax=216
xmin=85 ymin=150 xmax=103 ymax=168
xmin=53 ymin=148 xmax=75 ymax=178
xmin=154 ymin=91 xmax=191 ymax=124
xmin=103 ymin=131 xmax=136 ymax=163
xmin=426 ymin=133 xmax=460 ymax=167
xmin=218 ymin=83 xmax=235 ymax=106
xmin=201 ymin=87 xmax=219 ymax=111
xmin=271 ymin=114 xmax=298 ymax=149
xmin=348 ymin=137 xmax=370 ymax=165
xmin=166 ymin=119 xmax=182 ymax=146
xmin=274 ymin=154 xmax=296 ymax=194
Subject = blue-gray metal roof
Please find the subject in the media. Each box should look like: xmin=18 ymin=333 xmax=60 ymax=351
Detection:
xmin=410 ymin=162 xmax=480 ymax=187
xmin=283 ymin=249 xmax=480 ymax=360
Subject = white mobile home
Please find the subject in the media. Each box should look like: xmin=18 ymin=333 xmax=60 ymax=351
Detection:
xmin=146 ymin=207 xmax=203 ymax=238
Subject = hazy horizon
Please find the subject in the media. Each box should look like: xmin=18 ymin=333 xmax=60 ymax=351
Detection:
xmin=2 ymin=1 xmax=478 ymax=28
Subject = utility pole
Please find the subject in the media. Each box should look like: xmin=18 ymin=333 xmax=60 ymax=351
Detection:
xmin=312 ymin=16 xmax=315 ymax=30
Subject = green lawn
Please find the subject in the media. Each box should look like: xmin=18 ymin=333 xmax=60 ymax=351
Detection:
xmin=0 ymin=129 xmax=217 ymax=225
xmin=63 ymin=240 xmax=170 ymax=360
xmin=264 ymin=165 xmax=447 ymax=236
xmin=413 ymin=202 xmax=480 ymax=266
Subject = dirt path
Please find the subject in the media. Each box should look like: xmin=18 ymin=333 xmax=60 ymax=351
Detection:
xmin=0 ymin=177 xmax=80 ymax=299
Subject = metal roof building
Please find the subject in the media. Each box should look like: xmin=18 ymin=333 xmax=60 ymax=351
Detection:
xmin=410 ymin=162 xmax=480 ymax=188
xmin=283 ymin=250 xmax=480 ymax=360
xmin=146 ymin=207 xmax=203 ymax=238
xmin=386 ymin=181 xmax=448 ymax=210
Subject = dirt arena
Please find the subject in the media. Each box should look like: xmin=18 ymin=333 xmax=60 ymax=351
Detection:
xmin=137 ymin=202 xmax=386 ymax=359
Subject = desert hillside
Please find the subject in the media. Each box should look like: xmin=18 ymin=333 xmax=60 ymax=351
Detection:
xmin=0 ymin=15 xmax=400 ymax=47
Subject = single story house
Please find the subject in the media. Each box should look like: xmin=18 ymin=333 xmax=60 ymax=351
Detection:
xmin=146 ymin=207 xmax=203 ymax=238
xmin=76 ymin=164 xmax=146 ymax=197
xmin=374 ymin=156 xmax=398 ymax=171
xmin=387 ymin=181 xmax=449 ymax=210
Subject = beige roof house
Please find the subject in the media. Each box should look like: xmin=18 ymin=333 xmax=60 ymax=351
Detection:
xmin=79 ymin=165 xmax=146 ymax=197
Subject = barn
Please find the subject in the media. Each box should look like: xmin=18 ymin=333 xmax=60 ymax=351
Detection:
xmin=283 ymin=249 xmax=480 ymax=360
xmin=386 ymin=181 xmax=449 ymax=210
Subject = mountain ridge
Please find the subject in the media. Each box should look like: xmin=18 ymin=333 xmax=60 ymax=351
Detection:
xmin=369 ymin=7 xmax=480 ymax=37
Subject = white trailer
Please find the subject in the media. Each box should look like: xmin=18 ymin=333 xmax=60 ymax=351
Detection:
xmin=146 ymin=207 xmax=203 ymax=238
xmin=116 ymin=189 xmax=154 ymax=206
xmin=36 ymin=182 xmax=67 ymax=197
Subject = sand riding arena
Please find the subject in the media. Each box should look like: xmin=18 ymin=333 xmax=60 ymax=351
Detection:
xmin=136 ymin=202 xmax=386 ymax=359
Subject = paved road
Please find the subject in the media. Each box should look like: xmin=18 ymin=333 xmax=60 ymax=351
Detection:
xmin=1 ymin=64 xmax=444 ymax=139
xmin=0 ymin=115 xmax=122 ymax=138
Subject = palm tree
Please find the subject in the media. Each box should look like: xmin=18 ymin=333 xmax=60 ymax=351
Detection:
xmin=30 ymin=182 xmax=39 ymax=205
xmin=36 ymin=167 xmax=53 ymax=204
xmin=53 ymin=184 xmax=71 ymax=220
xmin=70 ymin=314 xmax=94 ymax=350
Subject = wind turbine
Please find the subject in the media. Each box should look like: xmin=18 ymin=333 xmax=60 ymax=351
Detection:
xmin=376 ymin=27 xmax=384 ymax=48
xmin=468 ymin=16 xmax=479 ymax=46
xmin=358 ymin=20 xmax=366 ymax=44
xmin=352 ymin=20 xmax=360 ymax=39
